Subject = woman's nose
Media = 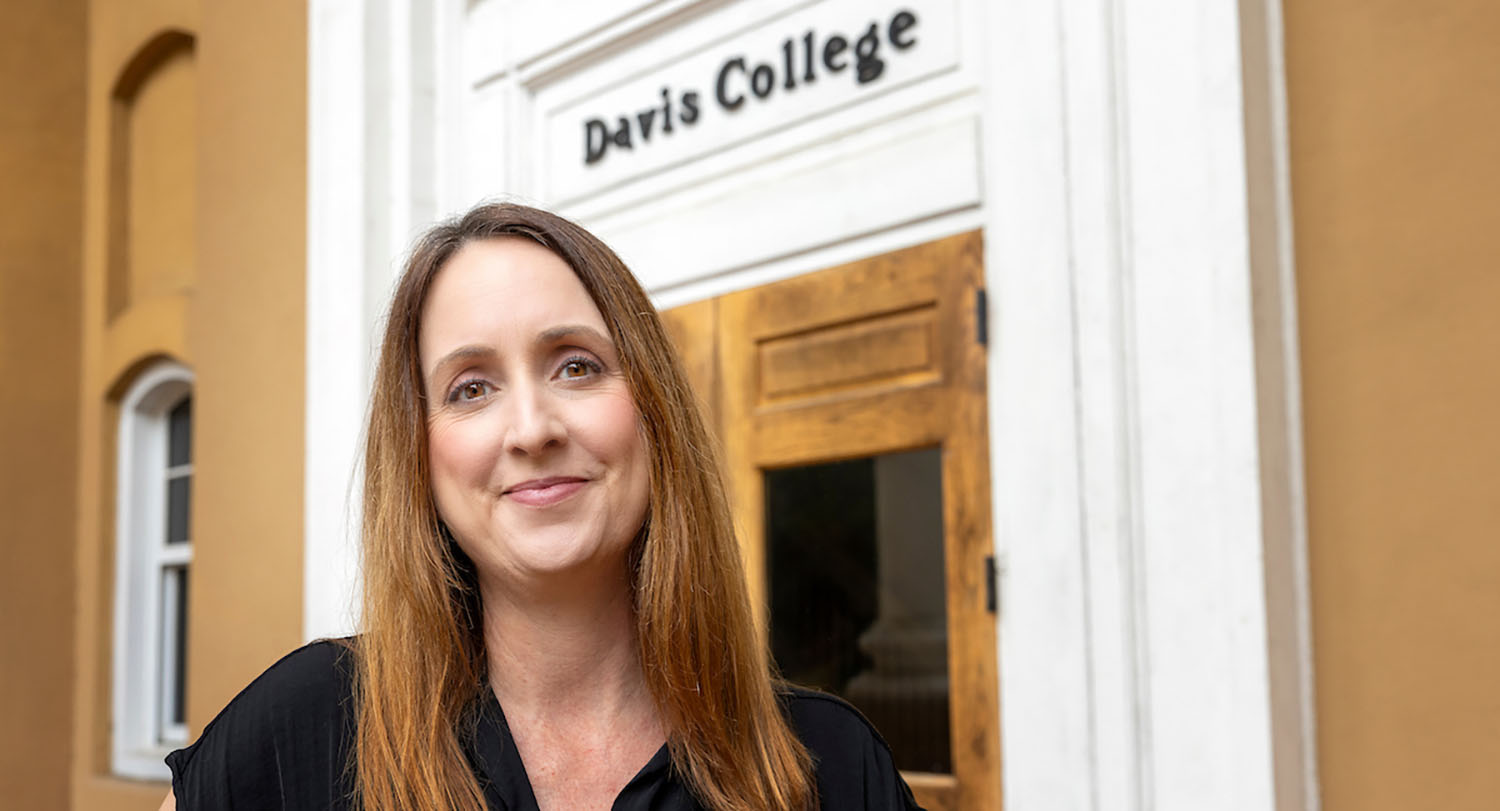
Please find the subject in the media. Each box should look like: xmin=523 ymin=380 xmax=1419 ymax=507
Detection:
xmin=501 ymin=383 xmax=566 ymax=456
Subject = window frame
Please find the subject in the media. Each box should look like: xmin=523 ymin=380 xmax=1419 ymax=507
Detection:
xmin=111 ymin=360 xmax=194 ymax=780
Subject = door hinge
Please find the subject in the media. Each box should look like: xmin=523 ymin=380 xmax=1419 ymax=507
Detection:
xmin=984 ymin=555 xmax=998 ymax=614
xmin=975 ymin=287 xmax=989 ymax=346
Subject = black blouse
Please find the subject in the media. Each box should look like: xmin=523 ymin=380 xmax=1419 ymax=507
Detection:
xmin=166 ymin=641 xmax=923 ymax=810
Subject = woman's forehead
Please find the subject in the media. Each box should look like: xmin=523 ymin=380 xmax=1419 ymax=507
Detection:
xmin=418 ymin=239 xmax=610 ymax=360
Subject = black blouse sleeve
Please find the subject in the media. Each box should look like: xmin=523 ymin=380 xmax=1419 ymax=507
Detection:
xmin=165 ymin=640 xmax=357 ymax=811
xmin=783 ymin=688 xmax=925 ymax=811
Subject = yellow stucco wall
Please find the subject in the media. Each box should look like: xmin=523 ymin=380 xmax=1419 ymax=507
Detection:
xmin=0 ymin=0 xmax=86 ymax=807
xmin=122 ymin=44 xmax=197 ymax=313
xmin=185 ymin=0 xmax=307 ymax=742
xmin=1286 ymin=2 xmax=1500 ymax=809
xmin=71 ymin=2 xmax=199 ymax=805
xmin=62 ymin=1 xmax=306 ymax=808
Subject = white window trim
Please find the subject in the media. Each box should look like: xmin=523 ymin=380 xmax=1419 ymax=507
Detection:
xmin=112 ymin=360 xmax=194 ymax=780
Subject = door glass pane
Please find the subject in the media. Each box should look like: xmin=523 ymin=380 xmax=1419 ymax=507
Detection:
xmin=765 ymin=447 xmax=950 ymax=773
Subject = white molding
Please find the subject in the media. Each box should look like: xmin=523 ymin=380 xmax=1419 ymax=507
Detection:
xmin=976 ymin=0 xmax=1094 ymax=806
xmin=112 ymin=360 xmax=193 ymax=780
xmin=1061 ymin=0 xmax=1151 ymax=804
xmin=306 ymin=0 xmax=456 ymax=642
xmin=981 ymin=0 xmax=1315 ymax=809
xmin=526 ymin=0 xmax=963 ymax=206
xmin=471 ymin=0 xmax=749 ymax=89
xmin=558 ymin=77 xmax=980 ymax=226
xmin=586 ymin=105 xmax=983 ymax=294
xmin=1239 ymin=0 xmax=1319 ymax=807
xmin=307 ymin=0 xmax=457 ymax=643
xmin=647 ymin=204 xmax=984 ymax=309
xmin=456 ymin=0 xmax=988 ymax=298
xmin=1113 ymin=1 xmax=1274 ymax=804
xmin=306 ymin=0 xmax=368 ymax=644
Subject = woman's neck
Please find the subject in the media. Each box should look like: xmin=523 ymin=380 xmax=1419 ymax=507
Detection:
xmin=477 ymin=561 xmax=652 ymax=725
xmin=477 ymin=561 xmax=667 ymax=809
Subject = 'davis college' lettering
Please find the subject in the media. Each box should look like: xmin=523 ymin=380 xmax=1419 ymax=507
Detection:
xmin=583 ymin=9 xmax=919 ymax=166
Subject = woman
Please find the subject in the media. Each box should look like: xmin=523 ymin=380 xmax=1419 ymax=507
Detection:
xmin=161 ymin=203 xmax=920 ymax=810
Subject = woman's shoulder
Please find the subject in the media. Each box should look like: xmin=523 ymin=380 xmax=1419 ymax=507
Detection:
xmin=780 ymin=685 xmax=886 ymax=748
xmin=167 ymin=639 xmax=359 ymax=810
xmin=779 ymin=686 xmax=923 ymax=809
xmin=249 ymin=638 xmax=356 ymax=693
xmin=207 ymin=638 xmax=355 ymax=723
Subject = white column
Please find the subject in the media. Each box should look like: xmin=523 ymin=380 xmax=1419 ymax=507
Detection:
xmin=305 ymin=0 xmax=446 ymax=642
xmin=978 ymin=0 xmax=1316 ymax=808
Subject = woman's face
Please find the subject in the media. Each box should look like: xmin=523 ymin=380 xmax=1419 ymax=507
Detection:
xmin=419 ymin=237 xmax=650 ymax=588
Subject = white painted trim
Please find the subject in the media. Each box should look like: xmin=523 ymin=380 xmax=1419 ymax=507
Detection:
xmin=157 ymin=563 xmax=189 ymax=746
xmin=585 ymin=104 xmax=984 ymax=294
xmin=1060 ymin=0 xmax=1151 ymax=804
xmin=1239 ymin=0 xmax=1320 ymax=807
xmin=976 ymin=0 xmax=1094 ymax=806
xmin=306 ymin=0 xmax=451 ymax=643
xmin=111 ymin=360 xmax=193 ymax=780
xmin=980 ymin=0 xmax=1314 ymax=808
xmin=306 ymin=0 xmax=372 ymax=643
xmin=473 ymin=0 xmax=745 ymax=89
xmin=648 ymin=205 xmax=984 ymax=309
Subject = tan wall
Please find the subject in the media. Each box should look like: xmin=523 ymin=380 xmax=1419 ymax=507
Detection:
xmin=66 ymin=0 xmax=306 ymax=808
xmin=0 ymin=0 xmax=86 ymax=806
xmin=123 ymin=44 xmax=197 ymax=310
xmin=72 ymin=1 xmax=200 ymax=806
xmin=185 ymin=0 xmax=307 ymax=737
xmin=1286 ymin=2 xmax=1500 ymax=809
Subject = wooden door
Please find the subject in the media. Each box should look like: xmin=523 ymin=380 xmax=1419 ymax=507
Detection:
xmin=663 ymin=231 xmax=999 ymax=811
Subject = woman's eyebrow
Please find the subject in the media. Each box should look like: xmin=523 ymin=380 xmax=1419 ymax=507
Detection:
xmin=427 ymin=327 xmax=610 ymax=380
xmin=534 ymin=324 xmax=612 ymax=348
xmin=427 ymin=345 xmax=494 ymax=385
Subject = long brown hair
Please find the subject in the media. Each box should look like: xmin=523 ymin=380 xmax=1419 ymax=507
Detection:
xmin=355 ymin=202 xmax=815 ymax=810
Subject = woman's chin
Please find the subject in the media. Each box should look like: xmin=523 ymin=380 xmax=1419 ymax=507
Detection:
xmin=499 ymin=539 xmax=629 ymax=584
xmin=453 ymin=520 xmax=636 ymax=589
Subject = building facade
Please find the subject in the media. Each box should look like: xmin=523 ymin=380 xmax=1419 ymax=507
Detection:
xmin=1 ymin=0 xmax=1496 ymax=809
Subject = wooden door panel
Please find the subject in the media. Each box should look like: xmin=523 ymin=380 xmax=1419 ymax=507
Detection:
xmin=735 ymin=249 xmax=940 ymax=340
xmin=717 ymin=231 xmax=1001 ymax=811
xmin=754 ymin=386 xmax=950 ymax=467
xmin=757 ymin=304 xmax=940 ymax=406
xmin=658 ymin=296 xmax=720 ymax=435
xmin=908 ymin=773 xmax=961 ymax=811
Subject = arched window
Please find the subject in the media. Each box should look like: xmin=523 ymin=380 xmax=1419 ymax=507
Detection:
xmin=112 ymin=360 xmax=193 ymax=779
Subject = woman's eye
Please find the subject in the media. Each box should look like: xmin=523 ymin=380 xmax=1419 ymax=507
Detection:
xmin=559 ymin=357 xmax=600 ymax=380
xmin=450 ymin=380 xmax=491 ymax=402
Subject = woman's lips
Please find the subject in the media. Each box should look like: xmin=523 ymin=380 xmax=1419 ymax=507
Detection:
xmin=503 ymin=477 xmax=588 ymax=507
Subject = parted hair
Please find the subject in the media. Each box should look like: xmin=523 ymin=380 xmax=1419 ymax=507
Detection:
xmin=354 ymin=202 xmax=815 ymax=810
